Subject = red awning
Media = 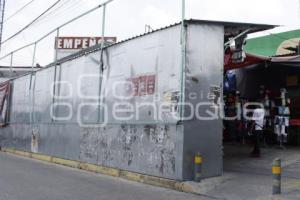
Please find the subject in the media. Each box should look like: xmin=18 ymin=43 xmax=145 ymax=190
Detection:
xmin=225 ymin=52 xmax=270 ymax=71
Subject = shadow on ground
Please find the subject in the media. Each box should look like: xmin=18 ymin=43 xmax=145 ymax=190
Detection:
xmin=223 ymin=144 xmax=300 ymax=179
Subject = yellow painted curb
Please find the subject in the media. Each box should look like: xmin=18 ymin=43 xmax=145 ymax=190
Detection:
xmin=78 ymin=162 xmax=120 ymax=177
xmin=52 ymin=157 xmax=80 ymax=168
xmin=31 ymin=153 xmax=52 ymax=162
xmin=1 ymin=148 xmax=186 ymax=193
xmin=142 ymin=174 xmax=179 ymax=190
xmin=2 ymin=148 xmax=16 ymax=154
xmin=120 ymin=170 xmax=143 ymax=183
xmin=15 ymin=150 xmax=31 ymax=158
xmin=181 ymin=182 xmax=197 ymax=194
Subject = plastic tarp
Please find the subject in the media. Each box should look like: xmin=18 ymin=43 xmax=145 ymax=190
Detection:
xmin=225 ymin=54 xmax=300 ymax=71
xmin=224 ymin=52 xmax=270 ymax=71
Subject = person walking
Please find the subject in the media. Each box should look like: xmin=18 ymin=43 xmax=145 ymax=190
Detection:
xmin=251 ymin=105 xmax=265 ymax=157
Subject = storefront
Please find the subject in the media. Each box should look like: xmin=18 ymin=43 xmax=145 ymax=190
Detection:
xmin=224 ymin=53 xmax=300 ymax=147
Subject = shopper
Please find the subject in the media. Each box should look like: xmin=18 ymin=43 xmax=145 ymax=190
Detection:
xmin=251 ymin=104 xmax=265 ymax=157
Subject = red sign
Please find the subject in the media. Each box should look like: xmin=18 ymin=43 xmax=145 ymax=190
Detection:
xmin=147 ymin=75 xmax=155 ymax=95
xmin=131 ymin=77 xmax=140 ymax=96
xmin=127 ymin=75 xmax=156 ymax=96
xmin=139 ymin=76 xmax=148 ymax=96
xmin=55 ymin=37 xmax=117 ymax=50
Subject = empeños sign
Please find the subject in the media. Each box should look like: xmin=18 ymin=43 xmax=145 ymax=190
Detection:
xmin=55 ymin=37 xmax=117 ymax=50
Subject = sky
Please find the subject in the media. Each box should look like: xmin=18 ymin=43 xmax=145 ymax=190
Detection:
xmin=1 ymin=0 xmax=300 ymax=66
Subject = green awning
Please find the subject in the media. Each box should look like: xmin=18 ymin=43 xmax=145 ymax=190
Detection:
xmin=245 ymin=29 xmax=300 ymax=57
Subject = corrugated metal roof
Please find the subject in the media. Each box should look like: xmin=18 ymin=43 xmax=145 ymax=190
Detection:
xmin=47 ymin=21 xmax=182 ymax=67
xmin=7 ymin=19 xmax=275 ymax=81
xmin=47 ymin=19 xmax=274 ymax=67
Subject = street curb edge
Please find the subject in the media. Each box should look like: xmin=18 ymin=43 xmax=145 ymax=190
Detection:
xmin=1 ymin=148 xmax=199 ymax=194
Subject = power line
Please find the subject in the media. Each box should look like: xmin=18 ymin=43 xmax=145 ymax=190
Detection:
xmin=31 ymin=0 xmax=81 ymax=28
xmin=32 ymin=0 xmax=73 ymax=25
xmin=14 ymin=0 xmax=81 ymax=38
xmin=4 ymin=0 xmax=36 ymax=23
xmin=0 ymin=0 xmax=113 ymax=61
xmin=1 ymin=0 xmax=61 ymax=45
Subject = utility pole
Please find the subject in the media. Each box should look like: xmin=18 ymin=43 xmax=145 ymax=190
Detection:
xmin=0 ymin=0 xmax=5 ymax=51
xmin=299 ymin=0 xmax=300 ymax=18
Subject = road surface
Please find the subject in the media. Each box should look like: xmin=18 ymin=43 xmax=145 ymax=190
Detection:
xmin=0 ymin=152 xmax=212 ymax=200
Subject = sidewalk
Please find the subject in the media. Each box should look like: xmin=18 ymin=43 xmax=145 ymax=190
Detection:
xmin=194 ymin=172 xmax=300 ymax=200
xmin=182 ymin=171 xmax=300 ymax=200
xmin=224 ymin=144 xmax=300 ymax=178
xmin=183 ymin=144 xmax=300 ymax=200
xmin=1 ymin=145 xmax=299 ymax=200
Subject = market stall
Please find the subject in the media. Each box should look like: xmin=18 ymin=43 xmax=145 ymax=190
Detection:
xmin=224 ymin=53 xmax=300 ymax=147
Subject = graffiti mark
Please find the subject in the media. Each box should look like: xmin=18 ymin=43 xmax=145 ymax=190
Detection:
xmin=121 ymin=125 xmax=137 ymax=166
xmin=144 ymin=125 xmax=170 ymax=145
xmin=159 ymin=149 xmax=175 ymax=174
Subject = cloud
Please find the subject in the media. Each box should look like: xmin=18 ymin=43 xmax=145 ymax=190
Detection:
xmin=141 ymin=5 xmax=177 ymax=29
xmin=186 ymin=0 xmax=300 ymax=25
xmin=1 ymin=0 xmax=300 ymax=65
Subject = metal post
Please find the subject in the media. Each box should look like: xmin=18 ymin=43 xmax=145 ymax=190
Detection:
xmin=182 ymin=0 xmax=185 ymax=23
xmin=272 ymin=158 xmax=281 ymax=195
xmin=299 ymin=0 xmax=300 ymax=18
xmin=100 ymin=3 xmax=106 ymax=67
xmin=31 ymin=71 xmax=36 ymax=126
xmin=194 ymin=152 xmax=202 ymax=182
xmin=30 ymin=42 xmax=37 ymax=126
xmin=52 ymin=28 xmax=60 ymax=122
xmin=5 ymin=80 xmax=12 ymax=125
xmin=29 ymin=43 xmax=36 ymax=129
xmin=30 ymin=43 xmax=37 ymax=125
xmin=98 ymin=4 xmax=106 ymax=123
xmin=9 ymin=52 xmax=13 ymax=77
xmin=101 ymin=5 xmax=106 ymax=49
xmin=179 ymin=0 xmax=186 ymax=121
xmin=55 ymin=28 xmax=60 ymax=62
xmin=29 ymin=72 xmax=36 ymax=127
xmin=32 ymin=42 xmax=37 ymax=71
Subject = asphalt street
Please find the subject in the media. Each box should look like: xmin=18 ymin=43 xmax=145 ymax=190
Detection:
xmin=0 ymin=152 xmax=212 ymax=200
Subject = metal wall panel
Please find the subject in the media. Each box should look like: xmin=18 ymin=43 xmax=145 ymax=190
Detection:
xmin=37 ymin=124 xmax=81 ymax=160
xmin=102 ymin=25 xmax=182 ymax=124
xmin=182 ymin=24 xmax=224 ymax=180
xmin=0 ymin=22 xmax=226 ymax=181
xmin=33 ymin=67 xmax=55 ymax=123
xmin=10 ymin=76 xmax=31 ymax=124
xmin=78 ymin=25 xmax=184 ymax=179
xmin=79 ymin=124 xmax=182 ymax=179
